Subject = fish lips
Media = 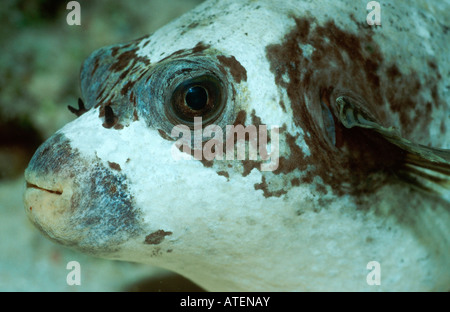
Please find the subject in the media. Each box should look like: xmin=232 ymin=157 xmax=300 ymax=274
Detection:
xmin=23 ymin=132 xmax=143 ymax=255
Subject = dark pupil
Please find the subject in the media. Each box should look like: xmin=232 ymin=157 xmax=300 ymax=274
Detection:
xmin=185 ymin=86 xmax=208 ymax=110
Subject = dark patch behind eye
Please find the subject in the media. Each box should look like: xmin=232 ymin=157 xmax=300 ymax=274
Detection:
xmin=265 ymin=16 xmax=443 ymax=197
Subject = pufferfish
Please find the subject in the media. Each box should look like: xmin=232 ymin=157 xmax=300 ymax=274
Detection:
xmin=23 ymin=0 xmax=449 ymax=291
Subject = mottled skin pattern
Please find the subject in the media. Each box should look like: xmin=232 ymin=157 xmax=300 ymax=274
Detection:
xmin=24 ymin=0 xmax=449 ymax=291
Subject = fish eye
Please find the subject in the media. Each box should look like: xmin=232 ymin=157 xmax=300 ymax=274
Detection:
xmin=167 ymin=74 xmax=225 ymax=127
xmin=185 ymin=86 xmax=208 ymax=110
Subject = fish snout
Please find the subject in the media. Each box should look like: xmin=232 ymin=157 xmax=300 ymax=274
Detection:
xmin=23 ymin=129 xmax=144 ymax=254
xmin=23 ymin=132 xmax=79 ymax=244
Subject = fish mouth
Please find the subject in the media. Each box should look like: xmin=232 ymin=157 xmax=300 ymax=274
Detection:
xmin=23 ymin=174 xmax=75 ymax=242
xmin=23 ymin=175 xmax=72 ymax=218
xmin=23 ymin=175 xmax=79 ymax=248
xmin=25 ymin=181 xmax=63 ymax=195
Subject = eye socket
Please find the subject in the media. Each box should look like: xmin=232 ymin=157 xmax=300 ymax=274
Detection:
xmin=167 ymin=74 xmax=225 ymax=127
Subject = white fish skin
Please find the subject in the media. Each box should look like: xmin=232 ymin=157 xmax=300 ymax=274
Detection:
xmin=23 ymin=0 xmax=449 ymax=291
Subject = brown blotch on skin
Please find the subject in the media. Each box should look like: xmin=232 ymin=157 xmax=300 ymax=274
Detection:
xmin=144 ymin=230 xmax=173 ymax=245
xmin=129 ymin=92 xmax=137 ymax=106
xmin=200 ymin=159 xmax=214 ymax=168
xmin=227 ymin=109 xmax=262 ymax=175
xmin=110 ymin=46 xmax=150 ymax=73
xmin=96 ymin=85 xmax=107 ymax=103
xmin=121 ymin=80 xmax=135 ymax=96
xmin=91 ymin=57 xmax=100 ymax=75
xmin=233 ymin=110 xmax=247 ymax=127
xmin=142 ymin=39 xmax=151 ymax=48
xmin=217 ymin=171 xmax=229 ymax=179
xmin=274 ymin=132 xmax=308 ymax=175
xmin=157 ymin=49 xmax=187 ymax=63
xmin=95 ymin=44 xmax=151 ymax=110
xmin=187 ymin=21 xmax=199 ymax=29
xmin=101 ymin=105 xmax=119 ymax=129
xmin=250 ymin=109 xmax=263 ymax=128
xmin=108 ymin=161 xmax=122 ymax=171
xmin=250 ymin=109 xmax=271 ymax=144
xmin=265 ymin=16 xmax=436 ymax=196
xmin=427 ymin=60 xmax=437 ymax=70
xmin=192 ymin=41 xmax=211 ymax=53
xmin=254 ymin=176 xmax=288 ymax=198
xmin=216 ymin=55 xmax=247 ymax=83
xmin=242 ymin=160 xmax=260 ymax=177
xmin=429 ymin=61 xmax=442 ymax=79
xmin=158 ymin=42 xmax=211 ymax=64
xmin=279 ymin=100 xmax=286 ymax=112
xmin=386 ymin=64 xmax=401 ymax=79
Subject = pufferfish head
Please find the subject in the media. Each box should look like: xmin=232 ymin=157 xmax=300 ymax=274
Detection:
xmin=23 ymin=0 xmax=450 ymax=291
xmin=23 ymin=2 xmax=305 ymax=262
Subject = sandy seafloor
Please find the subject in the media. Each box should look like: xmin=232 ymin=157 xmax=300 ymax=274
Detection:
xmin=0 ymin=0 xmax=205 ymax=292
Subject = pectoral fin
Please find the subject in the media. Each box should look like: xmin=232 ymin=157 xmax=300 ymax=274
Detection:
xmin=335 ymin=96 xmax=450 ymax=200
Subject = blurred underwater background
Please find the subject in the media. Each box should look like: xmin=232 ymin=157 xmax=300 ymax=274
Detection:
xmin=0 ymin=0 xmax=205 ymax=292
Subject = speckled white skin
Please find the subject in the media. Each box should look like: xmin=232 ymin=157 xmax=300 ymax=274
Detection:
xmin=24 ymin=0 xmax=449 ymax=291
xmin=137 ymin=0 xmax=450 ymax=147
xmin=51 ymin=108 xmax=447 ymax=291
